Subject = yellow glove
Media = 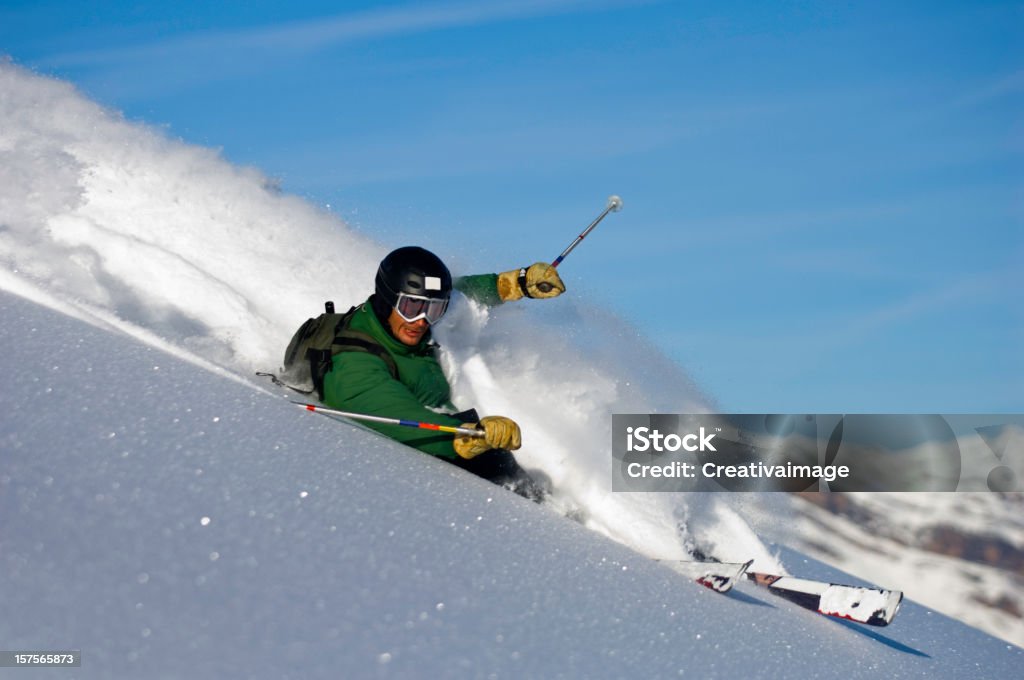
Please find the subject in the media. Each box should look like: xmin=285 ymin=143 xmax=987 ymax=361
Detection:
xmin=496 ymin=263 xmax=565 ymax=302
xmin=453 ymin=415 xmax=522 ymax=459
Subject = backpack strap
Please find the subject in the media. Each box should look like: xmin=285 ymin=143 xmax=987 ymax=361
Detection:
xmin=331 ymin=329 xmax=399 ymax=380
xmin=307 ymin=305 xmax=399 ymax=401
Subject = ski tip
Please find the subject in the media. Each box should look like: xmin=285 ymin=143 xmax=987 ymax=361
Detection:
xmin=699 ymin=561 xmax=753 ymax=593
xmin=661 ymin=559 xmax=753 ymax=594
xmin=820 ymin=586 xmax=905 ymax=627
xmin=866 ymin=589 xmax=904 ymax=627
xmin=696 ymin=573 xmax=737 ymax=593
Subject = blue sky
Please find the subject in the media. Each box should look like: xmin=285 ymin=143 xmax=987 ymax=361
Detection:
xmin=3 ymin=0 xmax=1022 ymax=411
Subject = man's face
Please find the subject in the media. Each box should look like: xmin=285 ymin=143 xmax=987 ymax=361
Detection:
xmin=387 ymin=308 xmax=429 ymax=346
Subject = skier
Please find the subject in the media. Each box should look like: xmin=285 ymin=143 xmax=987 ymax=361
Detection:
xmin=322 ymin=246 xmax=565 ymax=499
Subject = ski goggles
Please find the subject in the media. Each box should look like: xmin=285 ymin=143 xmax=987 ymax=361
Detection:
xmin=394 ymin=292 xmax=450 ymax=324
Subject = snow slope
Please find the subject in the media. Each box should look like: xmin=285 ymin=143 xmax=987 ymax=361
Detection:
xmin=0 ymin=59 xmax=775 ymax=573
xmin=2 ymin=289 xmax=1022 ymax=678
xmin=1 ymin=60 xmax=1022 ymax=676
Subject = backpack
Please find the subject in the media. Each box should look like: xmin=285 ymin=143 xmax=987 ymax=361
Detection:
xmin=279 ymin=301 xmax=398 ymax=401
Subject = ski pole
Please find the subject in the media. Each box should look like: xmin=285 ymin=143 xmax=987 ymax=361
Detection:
xmin=551 ymin=194 xmax=623 ymax=268
xmin=292 ymin=401 xmax=485 ymax=437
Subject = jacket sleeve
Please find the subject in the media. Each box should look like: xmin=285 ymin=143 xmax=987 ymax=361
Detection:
xmin=453 ymin=273 xmax=502 ymax=307
xmin=322 ymin=351 xmax=465 ymax=460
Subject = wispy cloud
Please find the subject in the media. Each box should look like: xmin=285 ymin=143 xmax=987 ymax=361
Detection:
xmin=42 ymin=0 xmax=651 ymax=68
xmin=952 ymin=69 xmax=1024 ymax=110
xmin=835 ymin=274 xmax=1005 ymax=339
xmin=657 ymin=266 xmax=1017 ymax=376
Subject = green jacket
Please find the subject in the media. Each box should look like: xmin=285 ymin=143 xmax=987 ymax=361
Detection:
xmin=321 ymin=273 xmax=500 ymax=459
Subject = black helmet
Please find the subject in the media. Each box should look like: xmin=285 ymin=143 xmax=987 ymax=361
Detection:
xmin=374 ymin=245 xmax=452 ymax=308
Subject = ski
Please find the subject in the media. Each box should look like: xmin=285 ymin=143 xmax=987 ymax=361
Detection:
xmin=662 ymin=559 xmax=754 ymax=593
xmin=665 ymin=557 xmax=904 ymax=626
xmin=745 ymin=571 xmax=904 ymax=627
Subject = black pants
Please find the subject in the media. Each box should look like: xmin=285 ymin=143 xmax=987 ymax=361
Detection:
xmin=447 ymin=449 xmax=548 ymax=503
